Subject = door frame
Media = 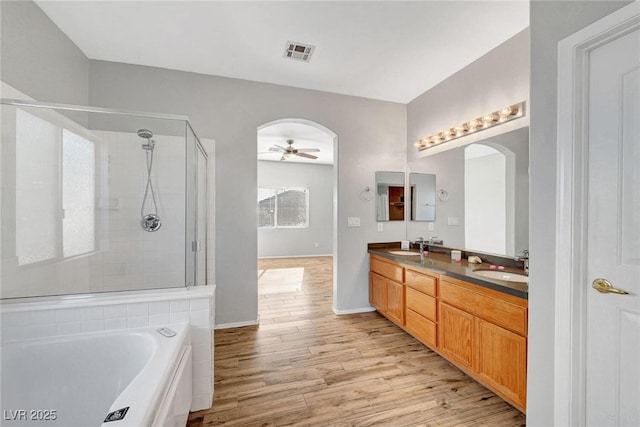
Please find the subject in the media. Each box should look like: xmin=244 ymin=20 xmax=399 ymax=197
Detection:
xmin=555 ymin=2 xmax=640 ymax=425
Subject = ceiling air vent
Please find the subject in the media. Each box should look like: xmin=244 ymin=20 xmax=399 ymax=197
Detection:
xmin=284 ymin=41 xmax=315 ymax=62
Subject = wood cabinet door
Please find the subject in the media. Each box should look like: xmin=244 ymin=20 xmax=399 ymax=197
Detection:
xmin=475 ymin=318 xmax=527 ymax=410
xmin=385 ymin=279 xmax=405 ymax=326
xmin=369 ymin=272 xmax=385 ymax=312
xmin=439 ymin=302 xmax=474 ymax=368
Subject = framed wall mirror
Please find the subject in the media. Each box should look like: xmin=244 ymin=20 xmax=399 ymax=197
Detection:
xmin=375 ymin=171 xmax=405 ymax=221
xmin=409 ymin=173 xmax=436 ymax=221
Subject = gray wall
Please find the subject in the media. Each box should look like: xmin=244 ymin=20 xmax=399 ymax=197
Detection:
xmin=258 ymin=161 xmax=333 ymax=258
xmin=527 ymin=1 xmax=632 ymax=425
xmin=88 ymin=60 xmax=407 ymax=325
xmin=0 ymin=0 xmax=88 ymax=106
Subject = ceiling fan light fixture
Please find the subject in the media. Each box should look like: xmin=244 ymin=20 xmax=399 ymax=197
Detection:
xmin=283 ymin=152 xmax=296 ymax=160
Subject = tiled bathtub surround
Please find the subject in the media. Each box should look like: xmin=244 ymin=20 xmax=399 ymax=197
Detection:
xmin=0 ymin=286 xmax=216 ymax=411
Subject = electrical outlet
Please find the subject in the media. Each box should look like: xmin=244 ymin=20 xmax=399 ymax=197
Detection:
xmin=314 ymin=242 xmax=319 ymax=247
xmin=428 ymin=222 xmax=434 ymax=231
xmin=347 ymin=217 xmax=361 ymax=227
xmin=377 ymin=223 xmax=384 ymax=232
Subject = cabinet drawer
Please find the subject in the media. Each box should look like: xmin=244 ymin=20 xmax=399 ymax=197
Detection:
xmin=405 ymin=269 xmax=437 ymax=296
xmin=406 ymin=287 xmax=436 ymax=321
xmin=405 ymin=309 xmax=437 ymax=348
xmin=370 ymin=256 xmax=404 ymax=283
xmin=440 ymin=279 xmax=527 ymax=336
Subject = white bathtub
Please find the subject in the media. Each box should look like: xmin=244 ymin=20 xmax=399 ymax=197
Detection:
xmin=1 ymin=325 xmax=192 ymax=427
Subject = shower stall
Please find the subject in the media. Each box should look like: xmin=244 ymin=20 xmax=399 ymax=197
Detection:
xmin=0 ymin=99 xmax=209 ymax=299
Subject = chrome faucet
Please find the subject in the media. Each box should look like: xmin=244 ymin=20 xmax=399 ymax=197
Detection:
xmin=516 ymin=250 xmax=529 ymax=274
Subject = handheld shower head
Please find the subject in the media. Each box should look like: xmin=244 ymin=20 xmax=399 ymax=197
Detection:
xmin=138 ymin=127 xmax=160 ymax=231
xmin=138 ymin=129 xmax=155 ymax=151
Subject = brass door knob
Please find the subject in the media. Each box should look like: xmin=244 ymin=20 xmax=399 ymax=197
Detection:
xmin=592 ymin=278 xmax=629 ymax=295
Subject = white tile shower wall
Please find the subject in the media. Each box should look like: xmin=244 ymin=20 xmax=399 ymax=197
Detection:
xmin=0 ymin=286 xmax=215 ymax=411
xmin=95 ymin=130 xmax=186 ymax=293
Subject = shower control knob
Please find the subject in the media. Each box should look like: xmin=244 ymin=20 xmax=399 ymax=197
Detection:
xmin=142 ymin=214 xmax=162 ymax=232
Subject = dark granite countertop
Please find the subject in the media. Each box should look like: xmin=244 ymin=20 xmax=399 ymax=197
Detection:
xmin=368 ymin=245 xmax=528 ymax=300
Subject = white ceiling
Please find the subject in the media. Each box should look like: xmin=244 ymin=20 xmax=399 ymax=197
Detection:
xmin=35 ymin=0 xmax=528 ymax=165
xmin=35 ymin=0 xmax=529 ymax=104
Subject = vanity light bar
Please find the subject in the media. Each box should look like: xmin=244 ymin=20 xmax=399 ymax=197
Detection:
xmin=415 ymin=102 xmax=525 ymax=151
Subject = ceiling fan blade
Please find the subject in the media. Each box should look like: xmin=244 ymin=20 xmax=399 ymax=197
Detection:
xmin=295 ymin=152 xmax=318 ymax=160
xmin=273 ymin=145 xmax=288 ymax=151
xmin=296 ymin=148 xmax=320 ymax=153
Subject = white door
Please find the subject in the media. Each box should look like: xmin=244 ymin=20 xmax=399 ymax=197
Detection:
xmin=586 ymin=22 xmax=640 ymax=426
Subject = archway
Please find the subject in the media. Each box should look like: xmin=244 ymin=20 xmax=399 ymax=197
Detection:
xmin=256 ymin=119 xmax=338 ymax=310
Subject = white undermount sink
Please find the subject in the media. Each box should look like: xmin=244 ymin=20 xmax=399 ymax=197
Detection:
xmin=474 ymin=269 xmax=529 ymax=283
xmin=387 ymin=250 xmax=421 ymax=256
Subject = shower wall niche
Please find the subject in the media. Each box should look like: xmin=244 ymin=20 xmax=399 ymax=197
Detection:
xmin=0 ymin=100 xmax=208 ymax=299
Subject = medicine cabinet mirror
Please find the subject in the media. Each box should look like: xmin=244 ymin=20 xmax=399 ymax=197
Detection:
xmin=409 ymin=173 xmax=436 ymax=221
xmin=375 ymin=171 xmax=405 ymax=221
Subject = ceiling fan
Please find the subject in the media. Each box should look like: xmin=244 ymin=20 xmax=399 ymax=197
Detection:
xmin=267 ymin=139 xmax=320 ymax=161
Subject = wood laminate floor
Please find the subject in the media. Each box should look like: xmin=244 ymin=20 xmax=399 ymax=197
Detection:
xmin=187 ymin=256 xmax=526 ymax=427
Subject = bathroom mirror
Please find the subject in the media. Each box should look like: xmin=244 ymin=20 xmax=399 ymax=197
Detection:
xmin=409 ymin=173 xmax=436 ymax=221
xmin=375 ymin=171 xmax=405 ymax=221
xmin=406 ymin=127 xmax=529 ymax=257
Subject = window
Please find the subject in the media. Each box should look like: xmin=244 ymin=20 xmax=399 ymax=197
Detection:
xmin=15 ymin=109 xmax=96 ymax=265
xmin=62 ymin=129 xmax=96 ymax=258
xmin=257 ymin=187 xmax=309 ymax=228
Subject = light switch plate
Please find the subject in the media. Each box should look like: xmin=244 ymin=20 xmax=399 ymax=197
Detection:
xmin=447 ymin=216 xmax=459 ymax=226
xmin=377 ymin=223 xmax=383 ymax=232
xmin=428 ymin=222 xmax=434 ymax=231
xmin=347 ymin=217 xmax=361 ymax=227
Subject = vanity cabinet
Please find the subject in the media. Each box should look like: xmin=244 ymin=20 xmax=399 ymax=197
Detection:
xmin=368 ymin=253 xmax=528 ymax=413
xmin=369 ymin=256 xmax=405 ymax=326
xmin=439 ymin=276 xmax=528 ymax=412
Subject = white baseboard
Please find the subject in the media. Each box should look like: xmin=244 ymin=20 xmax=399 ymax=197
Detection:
xmin=332 ymin=306 xmax=377 ymax=315
xmin=258 ymin=254 xmax=333 ymax=259
xmin=214 ymin=315 xmax=260 ymax=330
